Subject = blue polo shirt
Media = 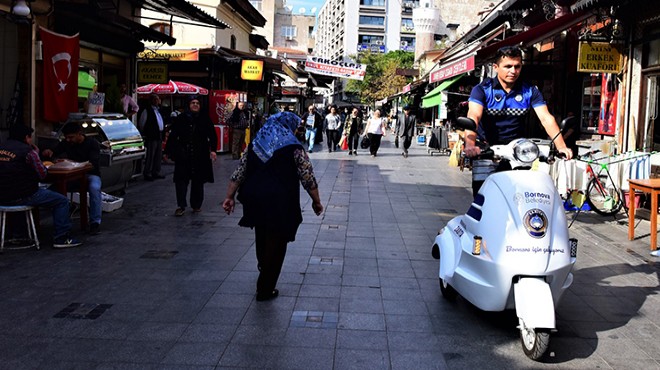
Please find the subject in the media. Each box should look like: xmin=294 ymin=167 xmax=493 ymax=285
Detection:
xmin=468 ymin=77 xmax=546 ymax=145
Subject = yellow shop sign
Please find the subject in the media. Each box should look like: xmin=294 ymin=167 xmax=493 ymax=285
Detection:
xmin=241 ymin=60 xmax=264 ymax=81
xmin=577 ymin=42 xmax=622 ymax=73
xmin=137 ymin=62 xmax=168 ymax=84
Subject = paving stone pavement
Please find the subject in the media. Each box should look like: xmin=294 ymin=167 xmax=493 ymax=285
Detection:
xmin=2 ymin=136 xmax=660 ymax=369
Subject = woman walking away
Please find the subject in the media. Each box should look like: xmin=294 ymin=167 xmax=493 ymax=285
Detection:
xmin=323 ymin=105 xmax=342 ymax=152
xmin=165 ymin=96 xmax=217 ymax=217
xmin=343 ymin=107 xmax=363 ymax=155
xmin=365 ymin=109 xmax=387 ymax=157
xmin=223 ymin=112 xmax=324 ymax=301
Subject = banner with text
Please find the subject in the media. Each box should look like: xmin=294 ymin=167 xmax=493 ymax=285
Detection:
xmin=429 ymin=55 xmax=475 ymax=83
xmin=577 ymin=42 xmax=622 ymax=73
xmin=304 ymin=56 xmax=367 ymax=80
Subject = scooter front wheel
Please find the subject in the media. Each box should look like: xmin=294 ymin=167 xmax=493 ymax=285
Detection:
xmin=439 ymin=278 xmax=457 ymax=300
xmin=520 ymin=327 xmax=550 ymax=361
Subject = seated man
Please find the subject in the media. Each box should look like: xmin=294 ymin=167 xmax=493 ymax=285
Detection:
xmin=0 ymin=125 xmax=81 ymax=248
xmin=43 ymin=122 xmax=102 ymax=234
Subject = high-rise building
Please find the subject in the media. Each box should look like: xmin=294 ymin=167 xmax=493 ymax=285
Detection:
xmin=315 ymin=0 xmax=487 ymax=102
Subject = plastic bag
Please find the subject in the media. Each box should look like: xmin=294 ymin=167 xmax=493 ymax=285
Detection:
xmin=360 ymin=135 xmax=371 ymax=149
xmin=448 ymin=138 xmax=462 ymax=167
xmin=339 ymin=135 xmax=348 ymax=151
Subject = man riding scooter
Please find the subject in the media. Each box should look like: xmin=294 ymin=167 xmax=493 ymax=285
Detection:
xmin=463 ymin=46 xmax=573 ymax=196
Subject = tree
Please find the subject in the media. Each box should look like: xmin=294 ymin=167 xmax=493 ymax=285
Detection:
xmin=345 ymin=50 xmax=415 ymax=105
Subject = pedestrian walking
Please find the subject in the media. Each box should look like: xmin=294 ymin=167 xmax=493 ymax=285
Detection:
xmin=165 ymin=96 xmax=217 ymax=217
xmin=222 ymin=112 xmax=324 ymax=301
xmin=343 ymin=107 xmax=363 ymax=155
xmin=396 ymin=105 xmax=418 ymax=158
xmin=300 ymin=104 xmax=323 ymax=152
xmin=119 ymin=84 xmax=139 ymax=119
xmin=138 ymin=93 xmax=166 ymax=180
xmin=228 ymin=101 xmax=251 ymax=160
xmin=365 ymin=109 xmax=388 ymax=157
xmin=323 ymin=105 xmax=342 ymax=152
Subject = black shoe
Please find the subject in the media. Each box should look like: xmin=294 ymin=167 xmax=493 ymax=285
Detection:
xmin=152 ymin=174 xmax=166 ymax=179
xmin=256 ymin=289 xmax=279 ymax=301
xmin=89 ymin=223 xmax=101 ymax=235
xmin=143 ymin=175 xmax=154 ymax=181
xmin=53 ymin=235 xmax=82 ymax=248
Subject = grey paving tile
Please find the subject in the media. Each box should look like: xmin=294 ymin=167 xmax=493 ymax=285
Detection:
xmin=337 ymin=329 xmax=388 ymax=350
xmin=160 ymin=342 xmax=225 ymax=366
xmin=334 ymin=348 xmax=390 ymax=370
xmin=338 ymin=312 xmax=386 ymax=331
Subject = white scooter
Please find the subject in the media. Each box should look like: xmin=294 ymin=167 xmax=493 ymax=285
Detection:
xmin=431 ymin=117 xmax=577 ymax=361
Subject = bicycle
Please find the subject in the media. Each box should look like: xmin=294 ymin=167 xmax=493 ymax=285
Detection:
xmin=576 ymin=149 xmax=624 ymax=216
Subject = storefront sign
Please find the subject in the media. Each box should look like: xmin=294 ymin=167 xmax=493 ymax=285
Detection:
xmin=137 ymin=49 xmax=199 ymax=61
xmin=304 ymin=56 xmax=367 ymax=81
xmin=137 ymin=62 xmax=168 ymax=84
xmin=430 ymin=55 xmax=475 ymax=83
xmin=241 ymin=60 xmax=264 ymax=81
xmin=577 ymin=42 xmax=622 ymax=73
xmin=402 ymin=84 xmax=411 ymax=93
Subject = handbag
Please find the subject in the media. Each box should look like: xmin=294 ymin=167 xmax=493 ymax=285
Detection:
xmin=339 ymin=135 xmax=348 ymax=150
xmin=448 ymin=137 xmax=463 ymax=167
xmin=360 ymin=135 xmax=370 ymax=149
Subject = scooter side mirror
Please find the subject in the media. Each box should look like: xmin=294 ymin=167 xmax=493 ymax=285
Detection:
xmin=455 ymin=116 xmax=477 ymax=131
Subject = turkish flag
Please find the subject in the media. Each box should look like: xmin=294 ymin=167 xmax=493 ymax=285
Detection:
xmin=40 ymin=27 xmax=79 ymax=122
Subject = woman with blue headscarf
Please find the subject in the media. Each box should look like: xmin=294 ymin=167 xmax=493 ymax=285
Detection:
xmin=223 ymin=111 xmax=324 ymax=301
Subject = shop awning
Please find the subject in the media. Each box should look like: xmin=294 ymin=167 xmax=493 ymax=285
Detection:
xmin=570 ymin=0 xmax=602 ymax=12
xmin=421 ymin=75 xmax=463 ymax=108
xmin=477 ymin=11 xmax=591 ymax=58
xmin=132 ymin=0 xmax=230 ymax=29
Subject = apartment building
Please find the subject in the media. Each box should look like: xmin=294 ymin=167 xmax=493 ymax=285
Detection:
xmin=250 ymin=0 xmax=316 ymax=54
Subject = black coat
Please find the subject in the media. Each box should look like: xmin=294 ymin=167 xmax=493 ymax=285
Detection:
xmin=165 ymin=111 xmax=217 ymax=183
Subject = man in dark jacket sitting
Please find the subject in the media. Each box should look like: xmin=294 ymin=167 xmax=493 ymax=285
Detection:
xmin=0 ymin=125 xmax=81 ymax=248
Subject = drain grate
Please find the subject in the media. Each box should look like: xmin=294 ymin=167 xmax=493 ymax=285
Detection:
xmin=54 ymin=303 xmax=113 ymax=320
xmin=309 ymin=256 xmax=343 ymax=266
xmin=290 ymin=310 xmax=338 ymax=329
xmin=140 ymin=250 xmax=178 ymax=259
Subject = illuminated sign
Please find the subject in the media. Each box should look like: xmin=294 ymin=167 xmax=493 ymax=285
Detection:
xmin=137 ymin=49 xmax=199 ymax=61
xmin=241 ymin=60 xmax=264 ymax=81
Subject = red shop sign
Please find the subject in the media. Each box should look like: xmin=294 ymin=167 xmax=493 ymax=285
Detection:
xmin=429 ymin=55 xmax=475 ymax=83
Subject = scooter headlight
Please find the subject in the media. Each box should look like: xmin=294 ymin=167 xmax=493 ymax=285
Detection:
xmin=513 ymin=139 xmax=540 ymax=163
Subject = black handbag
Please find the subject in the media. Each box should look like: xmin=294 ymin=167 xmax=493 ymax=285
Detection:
xmin=360 ymin=135 xmax=370 ymax=149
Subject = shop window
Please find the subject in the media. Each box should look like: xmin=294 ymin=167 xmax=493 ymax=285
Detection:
xmin=149 ymin=22 xmax=172 ymax=37
xmin=580 ymin=73 xmax=619 ymax=136
xmin=580 ymin=74 xmax=601 ymax=133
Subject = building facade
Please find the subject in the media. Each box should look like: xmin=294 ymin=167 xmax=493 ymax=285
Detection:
xmin=251 ymin=0 xmax=317 ymax=54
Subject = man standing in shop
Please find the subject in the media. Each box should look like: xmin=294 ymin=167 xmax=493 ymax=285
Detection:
xmin=138 ymin=93 xmax=166 ymax=180
xmin=396 ymin=105 xmax=418 ymax=158
xmin=463 ymin=46 xmax=573 ymax=196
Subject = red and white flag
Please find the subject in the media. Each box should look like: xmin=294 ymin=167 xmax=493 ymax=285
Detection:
xmin=40 ymin=27 xmax=79 ymax=122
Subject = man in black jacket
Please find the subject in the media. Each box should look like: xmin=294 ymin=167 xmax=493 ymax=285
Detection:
xmin=396 ymin=105 xmax=418 ymax=158
xmin=138 ymin=93 xmax=165 ymax=180
xmin=0 ymin=125 xmax=81 ymax=248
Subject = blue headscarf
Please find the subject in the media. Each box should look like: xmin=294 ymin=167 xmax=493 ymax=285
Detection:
xmin=252 ymin=111 xmax=301 ymax=163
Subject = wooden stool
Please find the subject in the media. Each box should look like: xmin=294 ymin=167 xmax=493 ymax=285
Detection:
xmin=0 ymin=205 xmax=40 ymax=251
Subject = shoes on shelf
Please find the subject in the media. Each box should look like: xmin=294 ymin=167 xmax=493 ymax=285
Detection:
xmin=256 ymin=289 xmax=279 ymax=302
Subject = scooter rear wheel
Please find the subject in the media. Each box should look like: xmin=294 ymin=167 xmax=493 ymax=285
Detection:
xmin=520 ymin=327 xmax=550 ymax=361
xmin=439 ymin=278 xmax=457 ymax=300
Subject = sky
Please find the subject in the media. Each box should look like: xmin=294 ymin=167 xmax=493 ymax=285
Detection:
xmin=284 ymin=0 xmax=325 ymax=17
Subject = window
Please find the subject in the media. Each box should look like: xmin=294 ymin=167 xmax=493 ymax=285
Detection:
xmin=400 ymin=36 xmax=415 ymax=51
xmin=358 ymin=35 xmax=384 ymax=44
xmin=249 ymin=0 xmax=262 ymax=11
xmin=401 ymin=18 xmax=414 ymax=32
xmin=360 ymin=0 xmax=385 ymax=6
xmin=359 ymin=16 xmax=384 ymax=26
xmin=230 ymin=35 xmax=236 ymax=50
xmin=281 ymin=26 xmax=297 ymax=39
xmin=149 ymin=22 xmax=172 ymax=37
xmin=309 ymin=26 xmax=314 ymax=37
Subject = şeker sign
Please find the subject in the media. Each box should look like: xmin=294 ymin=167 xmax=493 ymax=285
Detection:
xmin=429 ymin=55 xmax=475 ymax=83
xmin=305 ymin=56 xmax=367 ymax=81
